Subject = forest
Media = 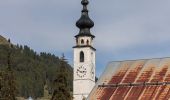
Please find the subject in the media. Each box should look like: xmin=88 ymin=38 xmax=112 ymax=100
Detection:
xmin=0 ymin=35 xmax=73 ymax=99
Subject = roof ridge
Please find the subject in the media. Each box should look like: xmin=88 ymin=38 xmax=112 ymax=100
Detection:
xmin=108 ymin=57 xmax=170 ymax=63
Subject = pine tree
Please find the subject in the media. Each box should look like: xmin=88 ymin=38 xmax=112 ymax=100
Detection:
xmin=51 ymin=54 xmax=72 ymax=100
xmin=0 ymin=36 xmax=73 ymax=98
xmin=0 ymin=71 xmax=3 ymax=98
xmin=0 ymin=39 xmax=17 ymax=100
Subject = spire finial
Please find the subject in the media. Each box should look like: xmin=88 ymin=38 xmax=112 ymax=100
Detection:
xmin=75 ymin=0 xmax=95 ymax=38
xmin=81 ymin=0 xmax=89 ymax=12
xmin=81 ymin=0 xmax=89 ymax=5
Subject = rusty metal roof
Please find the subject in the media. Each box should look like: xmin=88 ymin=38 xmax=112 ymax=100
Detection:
xmin=88 ymin=58 xmax=170 ymax=100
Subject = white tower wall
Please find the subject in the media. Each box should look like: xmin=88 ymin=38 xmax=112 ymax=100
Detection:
xmin=73 ymin=46 xmax=96 ymax=100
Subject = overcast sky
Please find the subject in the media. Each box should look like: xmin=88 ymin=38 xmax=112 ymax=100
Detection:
xmin=1 ymin=0 xmax=170 ymax=77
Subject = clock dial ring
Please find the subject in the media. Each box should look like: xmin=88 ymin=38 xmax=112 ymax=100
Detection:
xmin=76 ymin=65 xmax=87 ymax=78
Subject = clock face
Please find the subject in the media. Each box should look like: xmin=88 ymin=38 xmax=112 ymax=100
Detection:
xmin=76 ymin=65 xmax=87 ymax=78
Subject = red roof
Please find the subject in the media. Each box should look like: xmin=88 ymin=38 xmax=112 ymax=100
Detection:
xmin=88 ymin=58 xmax=170 ymax=100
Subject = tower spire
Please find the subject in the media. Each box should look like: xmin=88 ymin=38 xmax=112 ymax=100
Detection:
xmin=76 ymin=0 xmax=95 ymax=38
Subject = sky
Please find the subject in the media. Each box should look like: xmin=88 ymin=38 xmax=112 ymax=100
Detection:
xmin=1 ymin=0 xmax=170 ymax=77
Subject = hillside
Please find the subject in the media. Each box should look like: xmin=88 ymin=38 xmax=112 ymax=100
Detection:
xmin=0 ymin=35 xmax=73 ymax=98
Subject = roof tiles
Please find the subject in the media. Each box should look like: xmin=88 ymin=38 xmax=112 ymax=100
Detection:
xmin=88 ymin=58 xmax=170 ymax=100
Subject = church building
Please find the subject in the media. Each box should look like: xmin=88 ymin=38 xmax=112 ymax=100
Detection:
xmin=73 ymin=0 xmax=170 ymax=100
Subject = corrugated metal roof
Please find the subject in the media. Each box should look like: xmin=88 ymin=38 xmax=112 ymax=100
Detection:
xmin=88 ymin=58 xmax=170 ymax=100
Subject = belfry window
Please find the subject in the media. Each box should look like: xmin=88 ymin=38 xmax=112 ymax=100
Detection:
xmin=87 ymin=40 xmax=89 ymax=45
xmin=81 ymin=39 xmax=84 ymax=44
xmin=80 ymin=51 xmax=84 ymax=62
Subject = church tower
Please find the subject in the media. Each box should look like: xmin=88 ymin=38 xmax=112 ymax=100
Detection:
xmin=73 ymin=0 xmax=96 ymax=99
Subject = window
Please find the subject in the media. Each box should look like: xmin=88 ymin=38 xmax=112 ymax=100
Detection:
xmin=81 ymin=39 xmax=84 ymax=44
xmin=87 ymin=40 xmax=89 ymax=45
xmin=80 ymin=51 xmax=84 ymax=62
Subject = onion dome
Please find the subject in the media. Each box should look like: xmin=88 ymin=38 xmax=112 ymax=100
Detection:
xmin=75 ymin=0 xmax=95 ymax=38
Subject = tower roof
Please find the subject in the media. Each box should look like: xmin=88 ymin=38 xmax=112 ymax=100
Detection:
xmin=75 ymin=0 xmax=95 ymax=38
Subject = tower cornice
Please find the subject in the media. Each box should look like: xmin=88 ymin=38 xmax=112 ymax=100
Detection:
xmin=73 ymin=45 xmax=96 ymax=51
xmin=75 ymin=34 xmax=95 ymax=38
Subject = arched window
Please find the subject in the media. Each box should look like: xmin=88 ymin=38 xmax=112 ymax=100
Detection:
xmin=81 ymin=39 xmax=84 ymax=44
xmin=80 ymin=51 xmax=84 ymax=62
xmin=87 ymin=40 xmax=89 ymax=45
